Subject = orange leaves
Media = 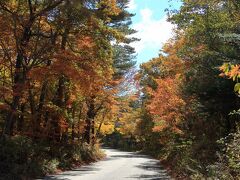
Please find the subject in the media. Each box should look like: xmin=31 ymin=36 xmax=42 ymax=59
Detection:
xmin=147 ymin=77 xmax=186 ymax=134
xmin=139 ymin=37 xmax=189 ymax=135
xmin=53 ymin=51 xmax=83 ymax=79
xmin=0 ymin=0 xmax=135 ymax=143
xmin=220 ymin=63 xmax=240 ymax=80
xmin=220 ymin=63 xmax=240 ymax=94
xmin=76 ymin=36 xmax=94 ymax=49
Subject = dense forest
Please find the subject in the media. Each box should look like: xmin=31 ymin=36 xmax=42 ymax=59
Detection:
xmin=0 ymin=0 xmax=240 ymax=179
xmin=105 ymin=0 xmax=240 ymax=179
xmin=0 ymin=0 xmax=136 ymax=179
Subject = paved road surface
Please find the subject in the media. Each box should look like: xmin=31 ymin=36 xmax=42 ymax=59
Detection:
xmin=45 ymin=148 xmax=171 ymax=180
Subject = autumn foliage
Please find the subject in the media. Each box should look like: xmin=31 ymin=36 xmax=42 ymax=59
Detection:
xmin=130 ymin=0 xmax=240 ymax=179
xmin=0 ymin=0 xmax=136 ymax=178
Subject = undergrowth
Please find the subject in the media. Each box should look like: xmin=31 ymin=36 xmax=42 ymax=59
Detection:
xmin=0 ymin=136 xmax=104 ymax=180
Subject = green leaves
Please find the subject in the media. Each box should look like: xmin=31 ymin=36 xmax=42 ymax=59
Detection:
xmin=234 ymin=83 xmax=240 ymax=94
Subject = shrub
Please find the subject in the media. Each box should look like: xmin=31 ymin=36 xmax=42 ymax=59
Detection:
xmin=0 ymin=136 xmax=104 ymax=179
xmin=205 ymin=130 xmax=240 ymax=179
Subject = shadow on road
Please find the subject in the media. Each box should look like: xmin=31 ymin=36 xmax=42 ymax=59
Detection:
xmin=43 ymin=149 xmax=171 ymax=180
xmin=45 ymin=166 xmax=100 ymax=179
xmin=129 ymin=161 xmax=170 ymax=180
xmin=128 ymin=174 xmax=170 ymax=180
xmin=110 ymin=154 xmax=148 ymax=158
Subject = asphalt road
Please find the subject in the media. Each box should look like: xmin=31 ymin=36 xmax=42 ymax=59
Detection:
xmin=45 ymin=148 xmax=171 ymax=180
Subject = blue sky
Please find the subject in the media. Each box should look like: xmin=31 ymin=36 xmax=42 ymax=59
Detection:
xmin=127 ymin=0 xmax=182 ymax=65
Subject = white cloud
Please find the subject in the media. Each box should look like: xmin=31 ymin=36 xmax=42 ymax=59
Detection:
xmin=141 ymin=8 xmax=152 ymax=22
xmin=130 ymin=8 xmax=175 ymax=53
xmin=127 ymin=0 xmax=137 ymax=10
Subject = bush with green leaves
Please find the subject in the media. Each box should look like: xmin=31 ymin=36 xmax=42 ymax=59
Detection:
xmin=204 ymin=130 xmax=240 ymax=179
xmin=0 ymin=136 xmax=104 ymax=179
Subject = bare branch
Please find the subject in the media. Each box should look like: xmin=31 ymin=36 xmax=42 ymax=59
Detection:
xmin=28 ymin=0 xmax=34 ymax=16
xmin=31 ymin=32 xmax=53 ymax=38
xmin=0 ymin=2 xmax=15 ymax=15
xmin=34 ymin=0 xmax=64 ymax=18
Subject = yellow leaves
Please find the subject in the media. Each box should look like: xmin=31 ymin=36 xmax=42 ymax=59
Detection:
xmin=38 ymin=17 xmax=52 ymax=32
xmin=1 ymin=0 xmax=18 ymax=12
xmin=99 ymin=123 xmax=114 ymax=134
xmin=163 ymin=36 xmax=186 ymax=55
xmin=98 ymin=0 xmax=121 ymax=17
xmin=118 ymin=108 xmax=140 ymax=136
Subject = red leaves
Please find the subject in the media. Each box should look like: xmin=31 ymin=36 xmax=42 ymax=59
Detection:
xmin=147 ymin=77 xmax=185 ymax=134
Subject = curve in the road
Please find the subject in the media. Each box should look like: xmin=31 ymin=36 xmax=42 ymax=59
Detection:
xmin=44 ymin=148 xmax=172 ymax=180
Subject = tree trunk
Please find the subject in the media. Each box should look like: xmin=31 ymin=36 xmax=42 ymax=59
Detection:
xmin=96 ymin=113 xmax=107 ymax=139
xmin=28 ymin=86 xmax=37 ymax=135
xmin=4 ymin=54 xmax=25 ymax=135
xmin=91 ymin=119 xmax=96 ymax=145
xmin=56 ymin=76 xmax=66 ymax=108
xmin=85 ymin=118 xmax=91 ymax=144
xmin=77 ymin=105 xmax=83 ymax=141
xmin=71 ymin=107 xmax=76 ymax=141
xmin=17 ymin=104 xmax=25 ymax=132
xmin=36 ymin=80 xmax=48 ymax=132
xmin=84 ymin=99 xmax=95 ymax=144
xmin=2 ymin=15 xmax=34 ymax=136
xmin=53 ymin=27 xmax=70 ymax=142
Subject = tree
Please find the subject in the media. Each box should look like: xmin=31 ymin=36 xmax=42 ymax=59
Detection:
xmin=133 ymin=0 xmax=240 ymax=178
xmin=0 ymin=0 xmax=136 ymax=143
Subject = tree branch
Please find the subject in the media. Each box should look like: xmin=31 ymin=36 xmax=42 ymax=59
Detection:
xmin=0 ymin=2 xmax=14 ymax=14
xmin=34 ymin=0 xmax=64 ymax=18
xmin=0 ymin=2 xmax=15 ymax=15
xmin=28 ymin=0 xmax=34 ymax=16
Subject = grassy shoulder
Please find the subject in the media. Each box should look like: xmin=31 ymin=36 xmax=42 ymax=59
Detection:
xmin=0 ymin=136 xmax=105 ymax=180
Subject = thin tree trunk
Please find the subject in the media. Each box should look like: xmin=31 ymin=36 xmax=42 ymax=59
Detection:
xmin=28 ymin=86 xmax=37 ymax=135
xmin=96 ymin=113 xmax=107 ymax=139
xmin=36 ymin=80 xmax=48 ymax=131
xmin=71 ymin=107 xmax=76 ymax=141
xmin=77 ymin=105 xmax=83 ymax=141
xmin=85 ymin=118 xmax=91 ymax=144
xmin=2 ymin=14 xmax=35 ymax=136
xmin=53 ymin=26 xmax=70 ymax=142
xmin=85 ymin=99 xmax=95 ymax=144
xmin=17 ymin=104 xmax=25 ymax=132
xmin=56 ymin=76 xmax=65 ymax=108
xmin=91 ymin=119 xmax=95 ymax=144
xmin=4 ymin=54 xmax=25 ymax=136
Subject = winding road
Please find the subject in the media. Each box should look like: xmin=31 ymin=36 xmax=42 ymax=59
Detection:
xmin=45 ymin=148 xmax=171 ymax=180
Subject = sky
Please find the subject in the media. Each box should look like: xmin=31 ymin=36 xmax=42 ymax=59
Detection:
xmin=127 ymin=0 xmax=182 ymax=66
